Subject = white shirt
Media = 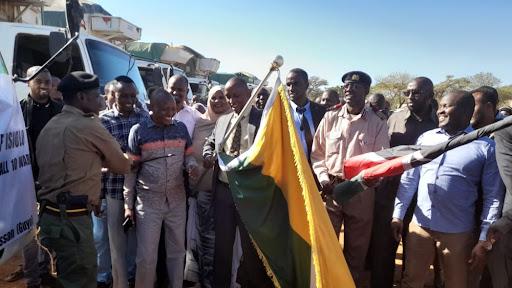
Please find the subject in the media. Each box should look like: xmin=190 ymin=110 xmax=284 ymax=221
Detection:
xmin=174 ymin=104 xmax=201 ymax=137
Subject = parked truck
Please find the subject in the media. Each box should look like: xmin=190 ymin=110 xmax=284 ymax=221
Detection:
xmin=0 ymin=0 xmax=147 ymax=102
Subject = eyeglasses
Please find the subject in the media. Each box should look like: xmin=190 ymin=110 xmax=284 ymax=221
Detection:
xmin=343 ymin=83 xmax=364 ymax=90
xmin=402 ymin=90 xmax=424 ymax=98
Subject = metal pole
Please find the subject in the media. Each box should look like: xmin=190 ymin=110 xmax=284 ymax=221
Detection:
xmin=12 ymin=33 xmax=80 ymax=83
xmin=219 ymin=55 xmax=284 ymax=151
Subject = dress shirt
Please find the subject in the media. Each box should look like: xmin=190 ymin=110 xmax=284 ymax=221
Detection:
xmin=393 ymin=125 xmax=504 ymax=240
xmin=218 ymin=107 xmax=251 ymax=183
xmin=100 ymin=105 xmax=148 ymax=200
xmin=174 ymin=104 xmax=202 ymax=137
xmin=36 ymin=105 xmax=132 ymax=204
xmin=387 ymin=107 xmax=438 ymax=147
xmin=311 ymin=105 xmax=389 ymax=183
xmin=290 ymin=100 xmax=314 ymax=158
xmin=124 ymin=117 xmax=196 ymax=210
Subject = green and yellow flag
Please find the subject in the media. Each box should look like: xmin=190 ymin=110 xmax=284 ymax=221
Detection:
xmin=218 ymin=77 xmax=355 ymax=288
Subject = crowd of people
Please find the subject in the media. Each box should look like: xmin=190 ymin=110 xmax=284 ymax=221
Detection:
xmin=7 ymin=64 xmax=512 ymax=288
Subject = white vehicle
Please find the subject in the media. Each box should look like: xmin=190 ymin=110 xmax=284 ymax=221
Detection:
xmin=0 ymin=22 xmax=147 ymax=102
xmin=188 ymin=77 xmax=220 ymax=102
xmin=135 ymin=58 xmax=193 ymax=101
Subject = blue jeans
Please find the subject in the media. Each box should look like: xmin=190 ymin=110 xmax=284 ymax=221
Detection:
xmin=92 ymin=199 xmax=112 ymax=283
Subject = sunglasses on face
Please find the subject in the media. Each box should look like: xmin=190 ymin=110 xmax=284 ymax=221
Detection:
xmin=403 ymin=90 xmax=425 ymax=98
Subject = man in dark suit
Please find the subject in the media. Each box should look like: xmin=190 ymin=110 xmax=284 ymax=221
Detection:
xmin=285 ymin=68 xmax=326 ymax=162
xmin=486 ymin=125 xmax=512 ymax=288
xmin=203 ymin=77 xmax=272 ymax=288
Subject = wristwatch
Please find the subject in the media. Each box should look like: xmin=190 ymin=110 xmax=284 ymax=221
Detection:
xmin=479 ymin=240 xmax=493 ymax=251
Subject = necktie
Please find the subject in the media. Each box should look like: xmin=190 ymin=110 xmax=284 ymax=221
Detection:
xmin=230 ymin=122 xmax=242 ymax=157
xmin=297 ymin=107 xmax=313 ymax=157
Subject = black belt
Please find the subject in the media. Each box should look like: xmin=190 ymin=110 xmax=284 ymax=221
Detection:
xmin=329 ymin=174 xmax=345 ymax=185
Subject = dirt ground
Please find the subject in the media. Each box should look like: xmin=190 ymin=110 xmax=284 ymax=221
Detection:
xmin=0 ymin=252 xmax=26 ymax=288
xmin=0 ymin=241 xmax=435 ymax=288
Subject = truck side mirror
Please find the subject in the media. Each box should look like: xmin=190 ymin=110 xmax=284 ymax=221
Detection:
xmin=49 ymin=31 xmax=70 ymax=63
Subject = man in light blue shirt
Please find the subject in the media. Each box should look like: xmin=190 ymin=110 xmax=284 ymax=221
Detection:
xmin=285 ymin=68 xmax=326 ymax=161
xmin=392 ymin=90 xmax=504 ymax=288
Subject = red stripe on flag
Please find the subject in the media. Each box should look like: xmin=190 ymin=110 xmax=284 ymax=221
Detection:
xmin=362 ymin=155 xmax=408 ymax=179
xmin=344 ymin=153 xmax=398 ymax=179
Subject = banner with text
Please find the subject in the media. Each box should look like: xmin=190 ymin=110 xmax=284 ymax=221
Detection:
xmin=0 ymin=56 xmax=38 ymax=264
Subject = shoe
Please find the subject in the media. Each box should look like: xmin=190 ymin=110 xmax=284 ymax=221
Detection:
xmin=5 ymin=265 xmax=24 ymax=282
xmin=128 ymin=279 xmax=135 ymax=288
xmin=40 ymin=272 xmax=56 ymax=286
xmin=97 ymin=281 xmax=112 ymax=288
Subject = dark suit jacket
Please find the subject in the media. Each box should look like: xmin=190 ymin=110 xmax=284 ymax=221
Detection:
xmin=309 ymin=101 xmax=327 ymax=131
xmin=494 ymin=127 xmax=512 ymax=234
xmin=203 ymin=106 xmax=262 ymax=191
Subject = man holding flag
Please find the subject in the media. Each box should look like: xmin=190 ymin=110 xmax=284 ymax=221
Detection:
xmin=203 ymin=77 xmax=273 ymax=287
xmin=311 ymin=71 xmax=389 ymax=287
xmin=391 ymin=90 xmax=504 ymax=288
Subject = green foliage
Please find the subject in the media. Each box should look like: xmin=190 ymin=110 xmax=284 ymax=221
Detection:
xmin=326 ymin=86 xmax=343 ymax=94
xmin=307 ymin=76 xmax=328 ymax=101
xmin=467 ymin=72 xmax=502 ymax=89
xmin=433 ymin=75 xmax=471 ymax=99
xmin=371 ymin=72 xmax=415 ymax=109
xmin=497 ymin=85 xmax=512 ymax=105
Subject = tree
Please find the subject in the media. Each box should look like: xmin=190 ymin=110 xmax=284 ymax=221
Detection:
xmin=497 ymin=85 xmax=512 ymax=105
xmin=467 ymin=72 xmax=501 ymax=89
xmin=326 ymin=86 xmax=343 ymax=95
xmin=434 ymin=75 xmax=471 ymax=99
xmin=371 ymin=72 xmax=415 ymax=109
xmin=307 ymin=76 xmax=328 ymax=101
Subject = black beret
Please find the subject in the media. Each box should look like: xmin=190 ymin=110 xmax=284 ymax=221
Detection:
xmin=58 ymin=71 xmax=99 ymax=93
xmin=342 ymin=71 xmax=372 ymax=87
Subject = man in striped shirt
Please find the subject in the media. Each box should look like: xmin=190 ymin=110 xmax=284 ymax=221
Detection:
xmin=124 ymin=88 xmax=198 ymax=288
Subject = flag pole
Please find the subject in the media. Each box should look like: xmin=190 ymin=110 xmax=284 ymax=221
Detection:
xmin=219 ymin=55 xmax=284 ymax=151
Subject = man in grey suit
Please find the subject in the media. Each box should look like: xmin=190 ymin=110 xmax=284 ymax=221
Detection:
xmin=203 ymin=77 xmax=272 ymax=288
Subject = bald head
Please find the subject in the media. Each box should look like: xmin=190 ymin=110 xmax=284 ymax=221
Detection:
xmin=168 ymin=74 xmax=188 ymax=86
xmin=151 ymin=88 xmax=175 ymax=105
xmin=437 ymin=90 xmax=475 ymax=135
xmin=26 ymin=66 xmax=51 ymax=103
xmin=226 ymin=77 xmax=248 ymax=90
xmin=225 ymin=77 xmax=250 ymax=114
xmin=27 ymin=66 xmax=50 ymax=78
xmin=368 ymin=93 xmax=386 ymax=110
xmin=413 ymin=77 xmax=434 ymax=95
xmin=150 ymin=88 xmax=176 ymax=127
xmin=321 ymin=90 xmax=340 ymax=107
xmin=167 ymin=75 xmax=189 ymax=105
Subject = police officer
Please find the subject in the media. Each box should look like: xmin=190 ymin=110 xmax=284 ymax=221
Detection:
xmin=311 ymin=71 xmax=389 ymax=287
xmin=36 ymin=72 xmax=133 ymax=288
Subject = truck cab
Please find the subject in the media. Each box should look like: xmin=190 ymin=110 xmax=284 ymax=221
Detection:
xmin=0 ymin=22 xmax=147 ymax=103
xmin=135 ymin=58 xmax=193 ymax=101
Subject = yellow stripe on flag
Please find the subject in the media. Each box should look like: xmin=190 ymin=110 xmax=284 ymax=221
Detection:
xmin=247 ymin=79 xmax=355 ymax=288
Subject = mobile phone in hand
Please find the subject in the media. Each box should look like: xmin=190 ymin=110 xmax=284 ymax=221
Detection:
xmin=123 ymin=217 xmax=133 ymax=232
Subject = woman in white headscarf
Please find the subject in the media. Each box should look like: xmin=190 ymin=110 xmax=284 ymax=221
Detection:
xmin=184 ymin=86 xmax=231 ymax=287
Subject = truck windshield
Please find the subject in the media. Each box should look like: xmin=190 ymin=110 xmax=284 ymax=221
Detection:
xmin=86 ymin=39 xmax=147 ymax=101
xmin=191 ymin=83 xmax=208 ymax=98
